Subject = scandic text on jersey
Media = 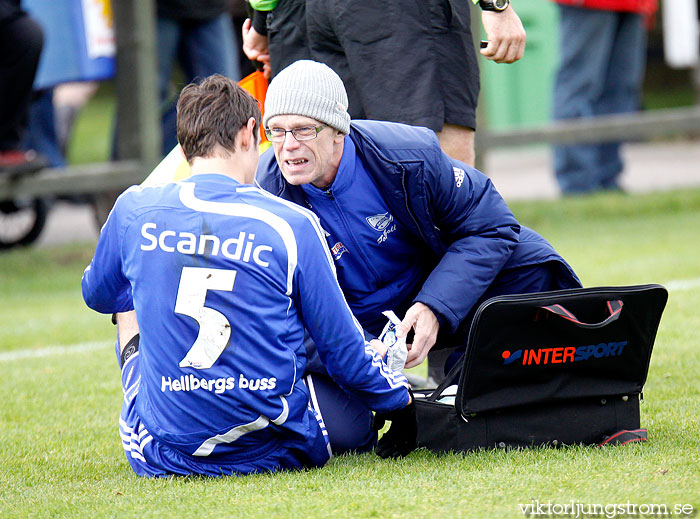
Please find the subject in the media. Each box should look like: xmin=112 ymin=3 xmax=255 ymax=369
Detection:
xmin=140 ymin=222 xmax=273 ymax=268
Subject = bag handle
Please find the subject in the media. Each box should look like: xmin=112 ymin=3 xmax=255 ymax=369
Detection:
xmin=539 ymin=299 xmax=623 ymax=329
xmin=426 ymin=352 xmax=465 ymax=402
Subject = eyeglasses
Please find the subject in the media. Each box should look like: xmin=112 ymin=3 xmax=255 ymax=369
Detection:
xmin=264 ymin=124 xmax=327 ymax=143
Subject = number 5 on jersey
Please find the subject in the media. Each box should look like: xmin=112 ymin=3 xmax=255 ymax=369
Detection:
xmin=175 ymin=266 xmax=236 ymax=369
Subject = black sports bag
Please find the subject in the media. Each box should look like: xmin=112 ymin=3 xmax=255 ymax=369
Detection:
xmin=415 ymin=284 xmax=668 ymax=453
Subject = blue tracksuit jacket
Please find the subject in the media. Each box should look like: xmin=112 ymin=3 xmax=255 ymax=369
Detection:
xmin=256 ymin=120 xmax=581 ymax=334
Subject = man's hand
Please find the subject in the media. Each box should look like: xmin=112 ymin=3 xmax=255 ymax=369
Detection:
xmin=372 ymin=392 xmax=417 ymax=458
xmin=369 ymin=338 xmax=389 ymax=359
xmin=480 ymin=6 xmax=526 ymax=64
xmin=242 ymin=18 xmax=271 ymax=78
xmin=398 ymin=302 xmax=439 ymax=368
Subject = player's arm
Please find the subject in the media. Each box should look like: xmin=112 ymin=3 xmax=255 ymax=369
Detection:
xmin=413 ymin=144 xmax=520 ymax=335
xmin=400 ymin=144 xmax=520 ymax=367
xmin=293 ymin=214 xmax=410 ymax=414
xmin=116 ymin=311 xmax=139 ymax=352
xmin=81 ymin=193 xmax=134 ymax=315
xmin=294 ymin=222 xmax=417 ymax=458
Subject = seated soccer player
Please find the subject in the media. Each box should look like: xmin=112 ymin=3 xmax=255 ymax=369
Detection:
xmin=81 ymin=74 xmax=415 ymax=477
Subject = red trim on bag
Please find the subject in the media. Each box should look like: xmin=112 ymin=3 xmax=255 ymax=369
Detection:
xmin=597 ymin=428 xmax=647 ymax=447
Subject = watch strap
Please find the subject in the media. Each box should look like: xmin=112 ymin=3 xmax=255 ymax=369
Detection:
xmin=478 ymin=0 xmax=509 ymax=11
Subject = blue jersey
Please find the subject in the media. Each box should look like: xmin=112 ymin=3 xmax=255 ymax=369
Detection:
xmin=82 ymin=174 xmax=409 ymax=463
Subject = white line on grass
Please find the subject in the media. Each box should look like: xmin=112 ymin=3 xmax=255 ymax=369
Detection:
xmin=665 ymin=277 xmax=700 ymax=292
xmin=1 ymin=277 xmax=699 ymax=362
xmin=0 ymin=341 xmax=109 ymax=363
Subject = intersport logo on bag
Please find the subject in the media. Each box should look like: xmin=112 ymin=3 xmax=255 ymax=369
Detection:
xmin=502 ymin=341 xmax=628 ymax=366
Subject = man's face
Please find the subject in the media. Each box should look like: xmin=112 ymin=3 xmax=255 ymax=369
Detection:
xmin=267 ymin=115 xmax=345 ymax=189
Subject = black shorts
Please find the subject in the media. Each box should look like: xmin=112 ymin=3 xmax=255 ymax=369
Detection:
xmin=306 ymin=0 xmax=480 ymax=131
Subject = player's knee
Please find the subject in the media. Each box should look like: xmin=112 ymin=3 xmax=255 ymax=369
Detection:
xmin=330 ymin=418 xmax=376 ymax=456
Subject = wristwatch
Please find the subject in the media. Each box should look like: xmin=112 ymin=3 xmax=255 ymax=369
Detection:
xmin=478 ymin=0 xmax=510 ymax=11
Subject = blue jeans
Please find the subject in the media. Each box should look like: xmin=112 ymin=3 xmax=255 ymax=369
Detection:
xmin=552 ymin=6 xmax=647 ymax=194
xmin=157 ymin=14 xmax=240 ymax=155
xmin=25 ymin=88 xmax=66 ymax=168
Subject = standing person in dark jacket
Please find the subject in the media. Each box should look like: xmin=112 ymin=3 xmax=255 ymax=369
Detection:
xmin=256 ymin=60 xmax=582 ymax=375
xmin=242 ymin=0 xmax=526 ymax=166
xmin=0 ymin=0 xmax=46 ymax=174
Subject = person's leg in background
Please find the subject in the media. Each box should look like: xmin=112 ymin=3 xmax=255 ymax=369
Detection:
xmin=432 ymin=0 xmax=479 ymax=168
xmin=158 ymin=14 xmax=240 ymax=154
xmin=552 ymin=6 xmax=619 ymax=194
xmin=595 ymin=12 xmax=647 ymax=190
xmin=155 ymin=16 xmax=182 ymax=104
xmin=0 ymin=13 xmax=45 ymax=172
xmin=305 ymin=0 xmax=368 ymax=120
xmin=53 ymin=82 xmax=99 ymax=157
xmin=24 ymin=88 xmax=66 ymax=168
xmin=437 ymin=124 xmax=475 ymax=167
xmin=307 ymin=0 xmax=477 ymax=167
xmin=155 ymin=16 xmax=183 ymax=156
xmin=179 ymin=14 xmax=240 ymax=82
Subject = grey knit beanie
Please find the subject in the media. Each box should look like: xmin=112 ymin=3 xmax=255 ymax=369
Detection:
xmin=264 ymin=60 xmax=351 ymax=135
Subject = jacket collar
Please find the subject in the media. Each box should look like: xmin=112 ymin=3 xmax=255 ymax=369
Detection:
xmin=255 ymin=121 xmax=444 ymax=255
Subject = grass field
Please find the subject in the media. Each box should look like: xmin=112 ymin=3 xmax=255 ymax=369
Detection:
xmin=1 ymin=188 xmax=699 ymax=518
